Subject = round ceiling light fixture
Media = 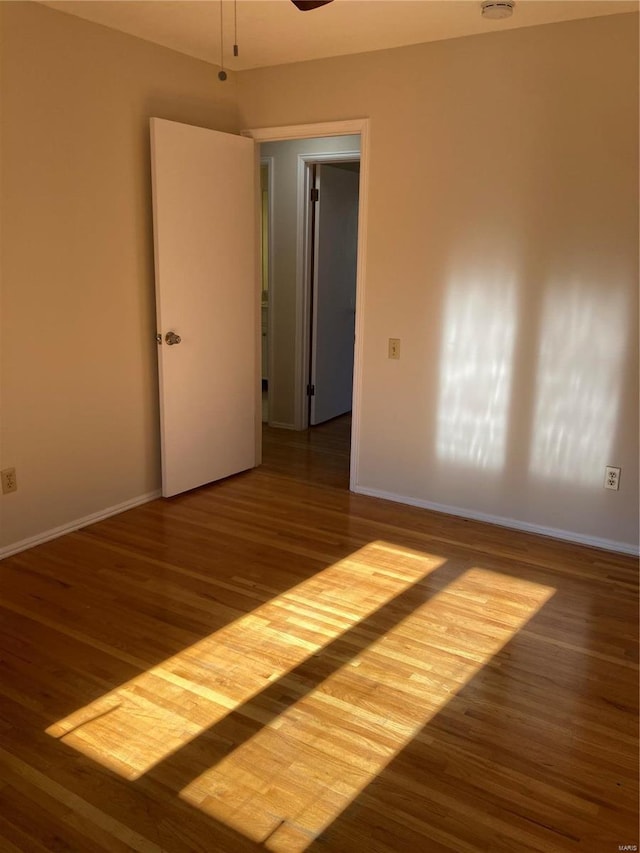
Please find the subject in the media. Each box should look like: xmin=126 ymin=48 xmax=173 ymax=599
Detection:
xmin=481 ymin=0 xmax=515 ymax=20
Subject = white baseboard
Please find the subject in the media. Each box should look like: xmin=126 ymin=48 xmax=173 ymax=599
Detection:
xmin=352 ymin=485 xmax=640 ymax=557
xmin=267 ymin=421 xmax=297 ymax=430
xmin=4 ymin=483 xmax=636 ymax=561
xmin=0 ymin=491 xmax=162 ymax=560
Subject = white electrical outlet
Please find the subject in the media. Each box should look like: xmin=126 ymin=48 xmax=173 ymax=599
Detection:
xmin=1 ymin=468 xmax=17 ymax=494
xmin=604 ymin=466 xmax=621 ymax=491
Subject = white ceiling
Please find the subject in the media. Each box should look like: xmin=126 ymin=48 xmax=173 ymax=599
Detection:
xmin=40 ymin=0 xmax=639 ymax=71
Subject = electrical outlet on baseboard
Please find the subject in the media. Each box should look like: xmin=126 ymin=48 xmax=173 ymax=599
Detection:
xmin=1 ymin=468 xmax=17 ymax=494
xmin=604 ymin=466 xmax=621 ymax=491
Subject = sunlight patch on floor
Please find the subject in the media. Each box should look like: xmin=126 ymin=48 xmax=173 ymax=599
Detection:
xmin=46 ymin=541 xmax=446 ymax=780
xmin=177 ymin=567 xmax=555 ymax=850
xmin=45 ymin=542 xmax=554 ymax=852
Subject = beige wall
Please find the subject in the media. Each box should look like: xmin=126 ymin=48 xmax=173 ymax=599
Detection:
xmin=239 ymin=14 xmax=639 ymax=550
xmin=0 ymin=2 xmax=238 ymax=549
xmin=260 ymin=135 xmax=360 ymax=427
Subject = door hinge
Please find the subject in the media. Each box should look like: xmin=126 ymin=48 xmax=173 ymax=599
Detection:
xmin=310 ymin=187 xmax=319 ymax=203
xmin=307 ymin=384 xmax=315 ymax=396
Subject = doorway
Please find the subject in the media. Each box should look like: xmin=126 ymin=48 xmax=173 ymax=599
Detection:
xmin=150 ymin=118 xmax=368 ymax=500
xmin=306 ymin=159 xmax=360 ymax=428
xmin=260 ymin=158 xmax=273 ymax=424
xmin=260 ymin=134 xmax=362 ymax=430
xmin=250 ymin=118 xmax=369 ymax=491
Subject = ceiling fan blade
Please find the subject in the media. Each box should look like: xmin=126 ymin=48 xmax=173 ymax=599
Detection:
xmin=291 ymin=0 xmax=334 ymax=10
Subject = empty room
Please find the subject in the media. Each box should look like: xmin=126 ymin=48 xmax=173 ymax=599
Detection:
xmin=0 ymin=1 xmax=638 ymax=850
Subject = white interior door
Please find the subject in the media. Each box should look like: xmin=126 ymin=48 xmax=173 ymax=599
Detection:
xmin=150 ymin=118 xmax=259 ymax=497
xmin=310 ymin=163 xmax=359 ymax=426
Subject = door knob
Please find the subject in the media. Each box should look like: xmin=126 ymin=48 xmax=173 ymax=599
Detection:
xmin=165 ymin=331 xmax=182 ymax=346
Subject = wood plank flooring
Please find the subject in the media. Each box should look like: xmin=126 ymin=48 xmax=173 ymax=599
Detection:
xmin=0 ymin=416 xmax=638 ymax=852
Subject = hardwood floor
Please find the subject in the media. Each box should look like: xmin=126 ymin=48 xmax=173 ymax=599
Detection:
xmin=0 ymin=416 xmax=637 ymax=852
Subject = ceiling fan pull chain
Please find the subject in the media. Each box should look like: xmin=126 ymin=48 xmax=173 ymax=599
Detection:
xmin=218 ymin=0 xmax=227 ymax=80
xmin=233 ymin=0 xmax=239 ymax=57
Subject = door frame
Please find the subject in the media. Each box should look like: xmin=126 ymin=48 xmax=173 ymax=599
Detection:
xmin=300 ymin=152 xmax=361 ymax=431
xmin=243 ymin=119 xmax=369 ymax=492
xmin=259 ymin=155 xmax=275 ymax=422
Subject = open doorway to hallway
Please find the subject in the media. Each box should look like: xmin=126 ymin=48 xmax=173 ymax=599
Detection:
xmin=258 ymin=134 xmax=361 ymax=485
